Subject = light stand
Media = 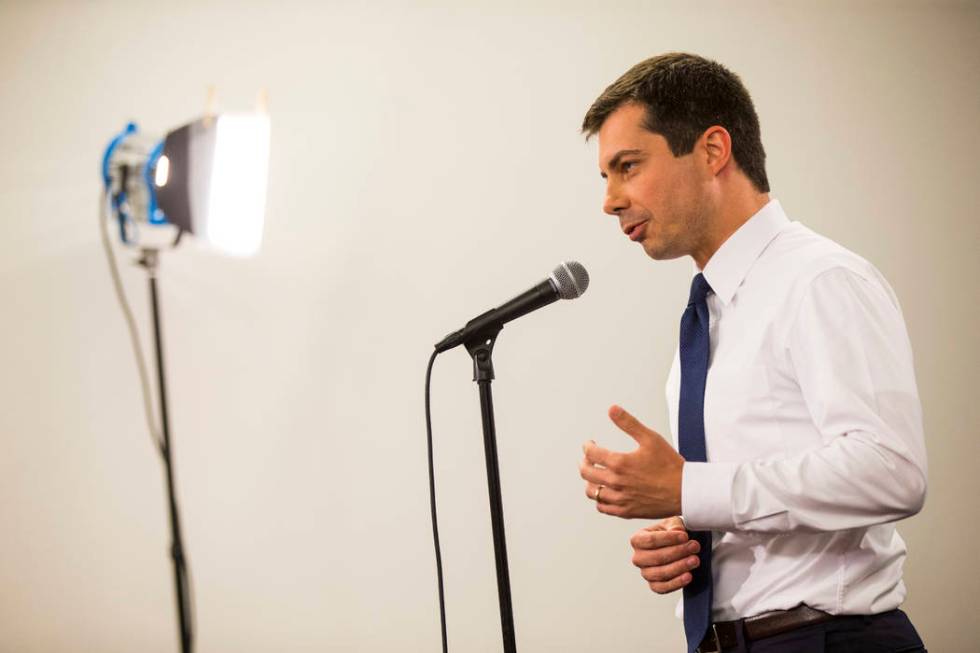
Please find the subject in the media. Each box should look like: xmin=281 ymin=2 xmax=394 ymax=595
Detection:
xmin=101 ymin=108 xmax=268 ymax=651
xmin=138 ymin=248 xmax=193 ymax=653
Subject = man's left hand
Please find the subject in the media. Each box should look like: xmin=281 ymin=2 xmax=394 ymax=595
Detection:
xmin=580 ymin=405 xmax=684 ymax=519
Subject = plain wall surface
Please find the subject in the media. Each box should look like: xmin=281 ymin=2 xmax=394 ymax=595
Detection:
xmin=1 ymin=1 xmax=978 ymax=651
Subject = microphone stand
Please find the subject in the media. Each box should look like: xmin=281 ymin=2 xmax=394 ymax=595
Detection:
xmin=464 ymin=327 xmax=517 ymax=653
xmin=137 ymin=248 xmax=193 ymax=653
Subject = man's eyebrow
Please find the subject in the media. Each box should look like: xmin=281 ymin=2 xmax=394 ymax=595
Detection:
xmin=600 ymin=149 xmax=644 ymax=178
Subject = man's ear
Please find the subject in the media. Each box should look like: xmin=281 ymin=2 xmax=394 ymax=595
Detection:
xmin=701 ymin=126 xmax=732 ymax=177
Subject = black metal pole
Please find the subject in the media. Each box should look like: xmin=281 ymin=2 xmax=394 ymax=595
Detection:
xmin=466 ymin=332 xmax=517 ymax=653
xmin=141 ymin=249 xmax=193 ymax=653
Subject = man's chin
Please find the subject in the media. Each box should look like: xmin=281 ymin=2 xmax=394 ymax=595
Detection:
xmin=641 ymin=240 xmax=684 ymax=261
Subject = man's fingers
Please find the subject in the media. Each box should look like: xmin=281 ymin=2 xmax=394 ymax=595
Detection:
xmin=662 ymin=516 xmax=686 ymax=531
xmin=638 ymin=554 xmax=701 ymax=582
xmin=632 ymin=540 xmax=700 ymax=568
xmin=649 ymin=572 xmax=693 ymax=595
xmin=630 ymin=528 xmax=691 ymax=550
xmin=608 ymin=405 xmax=654 ymax=444
xmin=579 ymin=459 xmax=616 ymax=487
xmin=584 ymin=483 xmax=626 ymax=506
xmin=639 ymin=516 xmax=685 ymax=534
xmin=596 ymin=501 xmax=630 ymax=518
xmin=582 ymin=440 xmax=618 ymax=468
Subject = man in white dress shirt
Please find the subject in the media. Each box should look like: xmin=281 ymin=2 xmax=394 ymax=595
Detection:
xmin=577 ymin=53 xmax=928 ymax=652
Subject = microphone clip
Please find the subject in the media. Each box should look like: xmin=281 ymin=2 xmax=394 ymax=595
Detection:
xmin=464 ymin=325 xmax=502 ymax=383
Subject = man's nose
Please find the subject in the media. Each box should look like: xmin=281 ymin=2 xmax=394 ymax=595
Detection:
xmin=603 ymin=182 xmax=628 ymax=216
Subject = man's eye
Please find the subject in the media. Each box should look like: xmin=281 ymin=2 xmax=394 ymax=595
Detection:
xmin=622 ymin=161 xmax=637 ymax=173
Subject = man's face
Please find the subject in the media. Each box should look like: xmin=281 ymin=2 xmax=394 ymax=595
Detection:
xmin=597 ymin=102 xmax=709 ymax=261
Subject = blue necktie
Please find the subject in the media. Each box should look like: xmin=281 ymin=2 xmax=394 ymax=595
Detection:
xmin=678 ymin=273 xmax=713 ymax=653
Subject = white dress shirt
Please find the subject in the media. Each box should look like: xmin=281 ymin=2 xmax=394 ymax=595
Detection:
xmin=666 ymin=199 xmax=927 ymax=622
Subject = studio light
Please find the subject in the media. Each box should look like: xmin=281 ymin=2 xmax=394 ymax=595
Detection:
xmin=99 ymin=106 xmax=270 ymax=653
xmin=103 ymin=112 xmax=270 ymax=254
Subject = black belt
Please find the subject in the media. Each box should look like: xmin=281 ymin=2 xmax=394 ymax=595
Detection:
xmin=697 ymin=605 xmax=835 ymax=652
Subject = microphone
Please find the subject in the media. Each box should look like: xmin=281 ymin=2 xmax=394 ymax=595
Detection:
xmin=434 ymin=261 xmax=589 ymax=353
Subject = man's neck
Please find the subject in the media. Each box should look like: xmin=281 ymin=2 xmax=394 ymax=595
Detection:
xmin=692 ymin=191 xmax=771 ymax=269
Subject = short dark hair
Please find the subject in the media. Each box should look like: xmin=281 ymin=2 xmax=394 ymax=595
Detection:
xmin=582 ymin=52 xmax=770 ymax=193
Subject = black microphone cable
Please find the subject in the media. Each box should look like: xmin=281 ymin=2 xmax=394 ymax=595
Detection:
xmin=425 ymin=349 xmax=449 ymax=653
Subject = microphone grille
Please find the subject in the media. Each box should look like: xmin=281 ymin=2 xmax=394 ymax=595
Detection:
xmin=551 ymin=261 xmax=589 ymax=300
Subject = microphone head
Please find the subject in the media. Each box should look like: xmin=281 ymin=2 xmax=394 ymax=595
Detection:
xmin=550 ymin=261 xmax=589 ymax=300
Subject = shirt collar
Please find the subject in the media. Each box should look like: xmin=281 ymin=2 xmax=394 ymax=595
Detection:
xmin=698 ymin=199 xmax=790 ymax=306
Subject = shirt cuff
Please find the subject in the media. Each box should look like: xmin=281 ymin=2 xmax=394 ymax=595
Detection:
xmin=681 ymin=461 xmax=739 ymax=531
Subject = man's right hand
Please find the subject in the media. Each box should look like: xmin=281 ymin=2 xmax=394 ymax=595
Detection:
xmin=630 ymin=516 xmax=701 ymax=594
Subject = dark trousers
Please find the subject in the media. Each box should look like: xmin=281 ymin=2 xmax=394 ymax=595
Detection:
xmin=722 ymin=609 xmax=926 ymax=652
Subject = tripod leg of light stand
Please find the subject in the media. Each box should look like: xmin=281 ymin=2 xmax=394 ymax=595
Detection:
xmin=467 ymin=333 xmax=518 ymax=653
xmin=141 ymin=248 xmax=193 ymax=653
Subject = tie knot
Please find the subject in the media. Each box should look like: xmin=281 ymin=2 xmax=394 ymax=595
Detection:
xmin=688 ymin=273 xmax=713 ymax=307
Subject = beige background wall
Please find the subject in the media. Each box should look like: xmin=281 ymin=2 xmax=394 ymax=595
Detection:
xmin=1 ymin=0 xmax=977 ymax=651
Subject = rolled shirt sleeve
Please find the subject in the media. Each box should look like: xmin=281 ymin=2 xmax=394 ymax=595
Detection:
xmin=682 ymin=266 xmax=928 ymax=533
